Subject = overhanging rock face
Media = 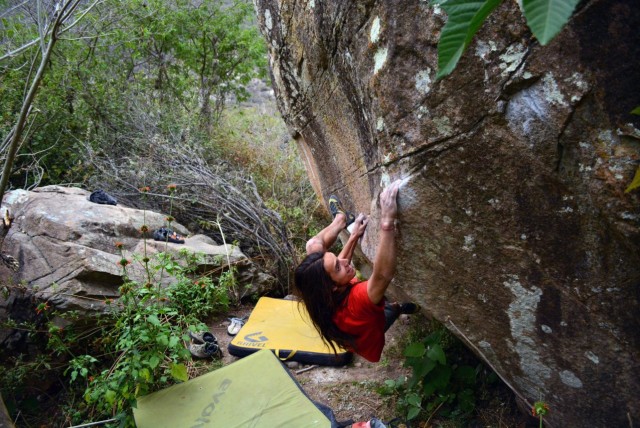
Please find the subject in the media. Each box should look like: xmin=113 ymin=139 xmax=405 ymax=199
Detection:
xmin=253 ymin=0 xmax=640 ymax=425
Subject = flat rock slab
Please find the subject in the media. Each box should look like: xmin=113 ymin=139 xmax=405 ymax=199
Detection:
xmin=0 ymin=186 xmax=274 ymax=314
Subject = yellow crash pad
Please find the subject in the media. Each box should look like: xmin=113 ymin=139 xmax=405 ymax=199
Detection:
xmin=228 ymin=297 xmax=352 ymax=366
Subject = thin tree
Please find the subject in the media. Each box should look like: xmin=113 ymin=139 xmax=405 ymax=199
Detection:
xmin=0 ymin=0 xmax=101 ymax=203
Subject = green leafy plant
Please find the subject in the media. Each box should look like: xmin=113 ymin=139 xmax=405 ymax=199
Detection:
xmin=436 ymin=0 xmax=580 ymax=79
xmin=63 ymin=248 xmax=231 ymax=426
xmin=64 ymin=188 xmax=233 ymax=425
xmin=436 ymin=0 xmax=502 ymax=79
xmin=166 ymin=254 xmax=233 ymax=318
xmin=382 ymin=328 xmax=479 ymax=423
xmin=0 ymin=303 xmax=92 ymax=425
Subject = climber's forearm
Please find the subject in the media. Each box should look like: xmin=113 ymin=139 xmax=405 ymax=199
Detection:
xmin=367 ymin=225 xmax=397 ymax=305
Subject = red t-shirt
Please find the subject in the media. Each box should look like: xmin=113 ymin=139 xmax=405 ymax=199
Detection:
xmin=332 ymin=279 xmax=386 ymax=362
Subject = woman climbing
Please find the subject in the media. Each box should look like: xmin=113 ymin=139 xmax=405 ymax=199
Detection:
xmin=294 ymin=179 xmax=417 ymax=362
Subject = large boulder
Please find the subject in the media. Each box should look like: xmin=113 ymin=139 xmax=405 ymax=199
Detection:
xmin=254 ymin=0 xmax=640 ymax=426
xmin=0 ymin=186 xmax=274 ymax=318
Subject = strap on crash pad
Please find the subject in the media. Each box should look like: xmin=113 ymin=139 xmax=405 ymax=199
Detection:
xmin=277 ymin=349 xmax=297 ymax=361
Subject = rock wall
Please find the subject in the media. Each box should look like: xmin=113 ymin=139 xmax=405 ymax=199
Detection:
xmin=253 ymin=0 xmax=640 ymax=425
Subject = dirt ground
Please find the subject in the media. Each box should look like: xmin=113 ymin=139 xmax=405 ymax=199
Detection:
xmin=207 ymin=304 xmax=530 ymax=427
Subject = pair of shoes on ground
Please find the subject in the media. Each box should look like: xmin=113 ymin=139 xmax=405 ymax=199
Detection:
xmin=227 ymin=316 xmax=247 ymax=336
xmin=153 ymin=227 xmax=185 ymax=244
xmin=188 ymin=330 xmax=222 ymax=359
xmin=328 ymin=195 xmax=355 ymax=227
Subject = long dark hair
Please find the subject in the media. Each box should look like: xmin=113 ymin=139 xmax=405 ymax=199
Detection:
xmin=294 ymin=252 xmax=356 ymax=354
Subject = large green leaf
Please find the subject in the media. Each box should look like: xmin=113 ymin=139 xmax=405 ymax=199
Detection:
xmin=170 ymin=363 xmax=188 ymax=382
xmin=427 ymin=344 xmax=446 ymax=365
xmin=430 ymin=364 xmax=453 ymax=390
xmin=436 ymin=0 xmax=502 ymax=80
xmin=625 ymin=167 xmax=640 ymax=193
xmin=407 ymin=359 xmax=437 ymax=389
xmin=404 ymin=342 xmax=426 ymax=358
xmin=407 ymin=393 xmax=422 ymax=407
xmin=147 ymin=355 xmax=160 ymax=369
xmin=146 ymin=314 xmax=161 ymax=326
xmin=407 ymin=405 xmax=421 ymax=420
xmin=522 ymin=0 xmax=580 ymax=45
xmin=105 ymin=389 xmax=116 ymax=405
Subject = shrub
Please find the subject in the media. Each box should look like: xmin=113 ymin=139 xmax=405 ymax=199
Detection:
xmin=381 ymin=324 xmax=501 ymax=425
xmin=57 ymin=249 xmax=232 ymax=426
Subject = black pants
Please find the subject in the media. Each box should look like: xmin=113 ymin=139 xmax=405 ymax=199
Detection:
xmin=383 ymin=302 xmax=400 ymax=332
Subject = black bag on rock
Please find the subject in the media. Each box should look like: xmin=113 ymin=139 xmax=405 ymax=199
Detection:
xmin=89 ymin=189 xmax=117 ymax=205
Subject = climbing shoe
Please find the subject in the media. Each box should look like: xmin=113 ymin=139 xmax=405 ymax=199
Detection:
xmin=399 ymin=303 xmax=419 ymax=315
xmin=328 ymin=195 xmax=355 ymax=226
xmin=188 ymin=330 xmax=217 ymax=344
xmin=189 ymin=341 xmax=222 ymax=359
xmin=153 ymin=227 xmax=185 ymax=244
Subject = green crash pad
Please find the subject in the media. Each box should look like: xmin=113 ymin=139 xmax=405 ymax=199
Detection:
xmin=228 ymin=297 xmax=352 ymax=366
xmin=133 ymin=349 xmax=332 ymax=428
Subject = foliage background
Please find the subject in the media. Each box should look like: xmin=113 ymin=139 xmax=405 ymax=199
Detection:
xmin=0 ymin=0 xmax=331 ymax=425
xmin=1 ymin=0 xmax=325 ymax=285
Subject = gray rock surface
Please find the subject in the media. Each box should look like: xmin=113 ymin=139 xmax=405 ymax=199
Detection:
xmin=0 ymin=186 xmax=274 ymax=316
xmin=253 ymin=0 xmax=640 ymax=425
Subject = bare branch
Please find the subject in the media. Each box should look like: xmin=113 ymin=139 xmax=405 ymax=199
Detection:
xmin=81 ymin=121 xmax=295 ymax=287
xmin=0 ymin=39 xmax=40 ymax=63
xmin=0 ymin=0 xmax=104 ymax=63
xmin=0 ymin=0 xmax=29 ymax=19
xmin=0 ymin=1 xmax=70 ymax=202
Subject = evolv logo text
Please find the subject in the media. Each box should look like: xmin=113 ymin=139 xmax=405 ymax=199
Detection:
xmin=190 ymin=378 xmax=232 ymax=427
